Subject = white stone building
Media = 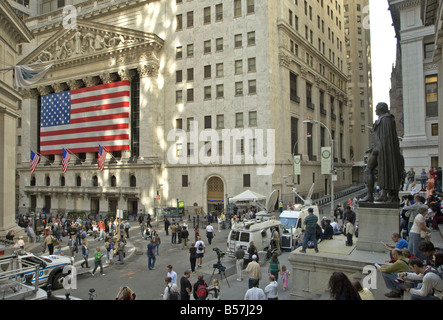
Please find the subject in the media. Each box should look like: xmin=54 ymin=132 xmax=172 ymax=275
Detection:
xmin=0 ymin=0 xmax=33 ymax=235
xmin=15 ymin=0 xmax=355 ymax=217
xmin=389 ymin=0 xmax=443 ymax=170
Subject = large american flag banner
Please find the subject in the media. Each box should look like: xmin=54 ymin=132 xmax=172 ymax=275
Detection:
xmin=39 ymin=80 xmax=131 ymax=155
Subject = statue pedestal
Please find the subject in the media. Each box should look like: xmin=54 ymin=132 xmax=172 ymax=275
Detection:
xmin=356 ymin=203 xmax=400 ymax=253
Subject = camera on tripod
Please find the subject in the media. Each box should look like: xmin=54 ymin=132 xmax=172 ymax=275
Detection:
xmin=212 ymin=248 xmax=226 ymax=271
xmin=213 ymin=247 xmax=225 ymax=260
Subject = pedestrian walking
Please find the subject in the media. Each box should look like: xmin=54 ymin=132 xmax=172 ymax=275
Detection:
xmin=105 ymin=237 xmax=114 ymax=264
xmin=161 ymin=277 xmax=179 ymax=300
xmin=193 ymin=274 xmax=208 ymax=300
xmin=81 ymin=239 xmax=90 ymax=268
xmin=244 ymin=279 xmax=265 ymax=300
xmin=147 ymin=238 xmax=156 ymax=270
xmin=267 ymin=253 xmax=281 ymax=282
xmin=124 ymin=220 xmax=131 ymax=238
xmin=189 ymin=242 xmax=197 ymax=272
xmin=154 ymin=232 xmax=161 ymax=255
xmin=206 ymin=223 xmax=214 ymax=245
xmin=164 ymin=217 xmax=170 ymax=236
xmin=171 ymin=222 xmax=177 ymax=244
xmin=195 ymin=236 xmax=206 ymax=268
xmin=181 ymin=226 xmax=189 ymax=249
xmin=91 ymin=247 xmax=105 ymax=276
xmin=264 ymin=275 xmax=278 ymax=300
xmin=281 ymin=265 xmax=290 ymax=291
xmin=245 ymin=255 xmax=262 ymax=288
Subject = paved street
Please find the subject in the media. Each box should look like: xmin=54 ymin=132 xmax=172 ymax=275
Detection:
xmin=23 ymin=192 xmax=443 ymax=301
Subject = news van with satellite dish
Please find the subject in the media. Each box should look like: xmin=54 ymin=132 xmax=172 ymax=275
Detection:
xmin=226 ymin=190 xmax=281 ymax=258
xmin=279 ymin=184 xmax=320 ymax=250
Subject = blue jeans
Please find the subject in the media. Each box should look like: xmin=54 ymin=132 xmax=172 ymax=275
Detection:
xmin=92 ymin=260 xmax=103 ymax=275
xmin=301 ymin=229 xmax=318 ymax=251
xmin=148 ymin=255 xmax=156 ymax=269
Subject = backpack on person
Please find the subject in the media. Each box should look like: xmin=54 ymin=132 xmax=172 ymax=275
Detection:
xmin=196 ymin=283 xmax=208 ymax=300
xmin=168 ymin=286 xmax=180 ymax=300
xmin=198 ymin=242 xmax=204 ymax=251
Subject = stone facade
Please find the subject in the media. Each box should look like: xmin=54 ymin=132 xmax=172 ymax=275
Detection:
xmin=16 ymin=0 xmax=357 ymax=217
xmin=389 ymin=0 xmax=442 ymax=169
xmin=0 ymin=1 xmax=33 ymax=234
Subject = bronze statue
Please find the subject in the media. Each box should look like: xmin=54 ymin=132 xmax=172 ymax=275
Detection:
xmin=360 ymin=102 xmax=404 ymax=204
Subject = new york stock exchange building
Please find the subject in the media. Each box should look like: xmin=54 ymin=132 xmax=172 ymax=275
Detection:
xmin=16 ymin=0 xmax=352 ymax=219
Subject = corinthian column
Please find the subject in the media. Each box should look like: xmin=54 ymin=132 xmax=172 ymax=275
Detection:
xmin=138 ymin=61 xmax=160 ymax=159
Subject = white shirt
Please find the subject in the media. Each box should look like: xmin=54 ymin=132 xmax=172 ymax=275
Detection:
xmin=195 ymin=240 xmax=205 ymax=254
xmin=163 ymin=283 xmax=178 ymax=300
xmin=264 ymin=281 xmax=278 ymax=299
xmin=206 ymin=225 xmax=214 ymax=233
xmin=410 ymin=214 xmax=425 ymax=234
xmin=244 ymin=287 xmax=266 ymax=300
xmin=167 ymin=270 xmax=178 ymax=285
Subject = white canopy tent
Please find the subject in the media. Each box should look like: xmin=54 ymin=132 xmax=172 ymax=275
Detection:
xmin=229 ymin=190 xmax=267 ymax=205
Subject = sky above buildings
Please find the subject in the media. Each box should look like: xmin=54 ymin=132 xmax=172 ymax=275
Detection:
xmin=369 ymin=0 xmax=397 ymax=109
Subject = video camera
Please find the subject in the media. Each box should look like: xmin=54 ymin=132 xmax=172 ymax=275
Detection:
xmin=213 ymin=247 xmax=225 ymax=259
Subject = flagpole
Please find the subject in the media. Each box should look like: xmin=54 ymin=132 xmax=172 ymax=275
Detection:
xmin=33 ymin=151 xmax=51 ymax=162
xmin=0 ymin=60 xmax=57 ymax=72
xmin=64 ymin=147 xmax=83 ymax=161
xmin=101 ymin=145 xmax=117 ymax=161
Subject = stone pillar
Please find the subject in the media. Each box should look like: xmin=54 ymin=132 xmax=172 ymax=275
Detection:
xmin=118 ymin=68 xmax=137 ymax=163
xmin=0 ymin=103 xmax=20 ymax=233
xmin=21 ymin=88 xmax=39 ymax=164
xmin=82 ymin=76 xmax=101 ymax=164
xmin=138 ymin=61 xmax=159 ymax=159
xmin=356 ymin=204 xmax=400 ymax=253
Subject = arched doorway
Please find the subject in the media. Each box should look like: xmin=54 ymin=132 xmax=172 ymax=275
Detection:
xmin=207 ymin=176 xmax=224 ymax=214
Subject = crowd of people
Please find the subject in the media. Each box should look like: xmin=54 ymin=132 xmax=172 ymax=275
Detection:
xmin=8 ymin=172 xmax=443 ymax=301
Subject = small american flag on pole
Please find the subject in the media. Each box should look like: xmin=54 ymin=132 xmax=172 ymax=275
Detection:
xmin=62 ymin=148 xmax=71 ymax=173
xmin=30 ymin=150 xmax=40 ymax=174
xmin=98 ymin=145 xmax=106 ymax=171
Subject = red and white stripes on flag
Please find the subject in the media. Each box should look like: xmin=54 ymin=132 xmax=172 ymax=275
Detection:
xmin=30 ymin=150 xmax=40 ymax=174
xmin=98 ymin=145 xmax=107 ymax=171
xmin=62 ymin=148 xmax=71 ymax=173
xmin=39 ymin=80 xmax=131 ymax=156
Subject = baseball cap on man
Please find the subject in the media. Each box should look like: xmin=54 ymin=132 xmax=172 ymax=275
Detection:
xmin=252 ymin=255 xmax=257 ymax=260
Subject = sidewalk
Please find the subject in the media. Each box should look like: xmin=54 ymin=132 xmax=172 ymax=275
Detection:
xmin=24 ymin=230 xmax=138 ymax=276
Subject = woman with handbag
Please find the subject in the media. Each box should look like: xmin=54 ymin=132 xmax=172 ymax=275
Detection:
xmin=409 ymin=205 xmax=431 ymax=261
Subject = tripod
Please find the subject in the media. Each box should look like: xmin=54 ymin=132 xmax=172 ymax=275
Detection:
xmin=209 ymin=260 xmax=230 ymax=288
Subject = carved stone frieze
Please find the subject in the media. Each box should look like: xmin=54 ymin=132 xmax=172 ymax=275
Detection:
xmin=52 ymin=82 xmax=68 ymax=93
xmin=100 ymin=72 xmax=118 ymax=84
xmin=118 ymin=68 xmax=137 ymax=81
xmin=138 ymin=62 xmax=159 ymax=78
xmin=66 ymin=79 xmax=84 ymax=90
xmin=83 ymin=75 xmax=101 ymax=87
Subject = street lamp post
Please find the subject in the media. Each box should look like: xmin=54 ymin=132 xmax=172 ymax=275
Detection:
xmin=303 ymin=119 xmax=335 ymax=216
xmin=289 ymin=135 xmax=311 ymax=205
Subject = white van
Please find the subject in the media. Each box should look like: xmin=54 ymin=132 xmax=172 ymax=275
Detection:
xmin=279 ymin=204 xmax=320 ymax=250
xmin=226 ymin=219 xmax=282 ymax=259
